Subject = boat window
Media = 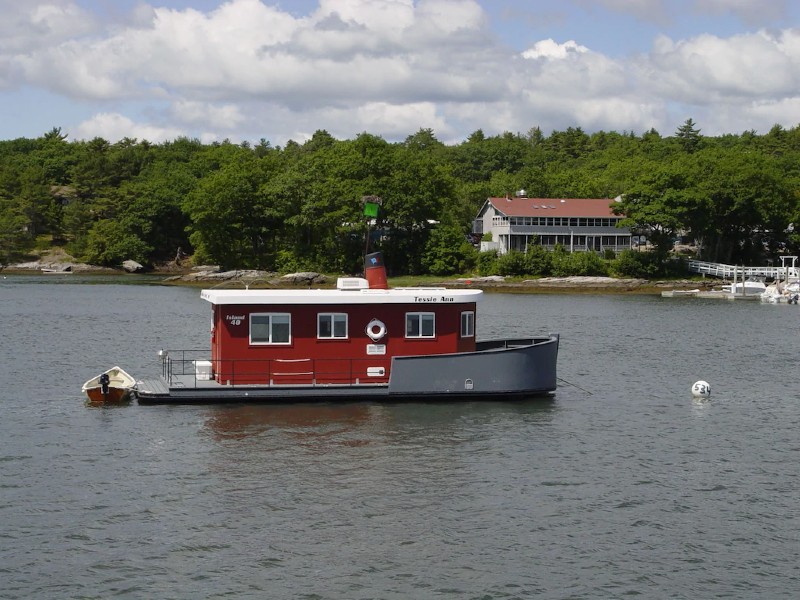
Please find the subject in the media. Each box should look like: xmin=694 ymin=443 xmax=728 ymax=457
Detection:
xmin=406 ymin=312 xmax=435 ymax=338
xmin=318 ymin=313 xmax=348 ymax=339
xmin=250 ymin=313 xmax=291 ymax=344
xmin=460 ymin=311 xmax=475 ymax=338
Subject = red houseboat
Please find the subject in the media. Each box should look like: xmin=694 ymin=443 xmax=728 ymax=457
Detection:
xmin=133 ymin=253 xmax=559 ymax=404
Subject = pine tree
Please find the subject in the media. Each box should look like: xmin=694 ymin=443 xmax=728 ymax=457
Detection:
xmin=675 ymin=118 xmax=701 ymax=153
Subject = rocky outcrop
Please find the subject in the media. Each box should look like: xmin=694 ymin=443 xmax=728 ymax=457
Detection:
xmin=456 ymin=275 xmax=507 ymax=284
xmin=166 ymin=269 xmax=328 ymax=286
xmin=522 ymin=276 xmax=647 ymax=289
xmin=454 ymin=275 xmax=647 ymax=289
xmin=6 ymin=260 xmax=107 ymax=272
xmin=122 ymin=260 xmax=145 ymax=273
xmin=279 ymin=272 xmax=327 ymax=285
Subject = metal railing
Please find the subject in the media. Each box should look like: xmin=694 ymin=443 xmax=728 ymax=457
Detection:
xmin=159 ymin=349 xmax=391 ymax=388
xmin=687 ymin=260 xmax=799 ymax=280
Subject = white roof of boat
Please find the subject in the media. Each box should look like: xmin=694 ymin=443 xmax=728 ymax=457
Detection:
xmin=201 ymin=287 xmax=483 ymax=305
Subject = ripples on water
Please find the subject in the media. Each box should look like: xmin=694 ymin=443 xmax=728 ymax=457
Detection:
xmin=1 ymin=277 xmax=799 ymax=598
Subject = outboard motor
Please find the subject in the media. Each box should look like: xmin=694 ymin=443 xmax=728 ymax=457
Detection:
xmin=99 ymin=372 xmax=110 ymax=396
xmin=365 ymin=252 xmax=388 ymax=289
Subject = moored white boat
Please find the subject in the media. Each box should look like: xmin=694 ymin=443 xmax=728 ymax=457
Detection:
xmin=761 ymin=281 xmax=800 ymax=304
xmin=721 ymin=280 xmax=767 ymax=296
xmin=760 ymin=257 xmax=800 ymax=304
xmin=41 ymin=268 xmax=72 ymax=274
xmin=82 ymin=366 xmax=136 ymax=403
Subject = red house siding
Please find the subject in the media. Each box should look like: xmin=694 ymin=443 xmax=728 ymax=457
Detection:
xmin=209 ymin=302 xmax=477 ymax=385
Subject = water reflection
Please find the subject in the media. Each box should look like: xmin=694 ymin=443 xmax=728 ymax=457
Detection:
xmin=203 ymin=403 xmax=377 ymax=440
xmin=202 ymin=398 xmax=558 ymax=442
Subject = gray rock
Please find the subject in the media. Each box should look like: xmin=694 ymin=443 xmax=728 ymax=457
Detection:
xmin=280 ymin=272 xmax=327 ymax=284
xmin=122 ymin=260 xmax=145 ymax=273
xmin=523 ymin=276 xmax=646 ymax=288
xmin=456 ymin=275 xmax=506 ymax=283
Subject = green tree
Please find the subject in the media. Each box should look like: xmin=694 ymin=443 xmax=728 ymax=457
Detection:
xmin=549 ymin=246 xmax=608 ymax=276
xmin=612 ymin=249 xmax=661 ymax=278
xmin=0 ymin=195 xmax=32 ymax=265
xmin=612 ymin=164 xmax=690 ymax=266
xmin=382 ymin=132 xmax=455 ymax=274
xmin=83 ymin=219 xmax=152 ymax=266
xmin=183 ymin=151 xmax=274 ymax=268
xmin=675 ymin=118 xmax=702 ymax=153
xmin=692 ymin=148 xmax=793 ymax=263
xmin=421 ymin=220 xmax=476 ymax=276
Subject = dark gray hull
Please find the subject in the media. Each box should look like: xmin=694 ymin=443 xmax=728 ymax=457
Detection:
xmin=135 ymin=336 xmax=559 ymax=404
xmin=389 ymin=337 xmax=559 ymax=397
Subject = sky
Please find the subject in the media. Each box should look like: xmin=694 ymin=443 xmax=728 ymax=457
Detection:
xmin=2 ymin=0 xmax=800 ymax=146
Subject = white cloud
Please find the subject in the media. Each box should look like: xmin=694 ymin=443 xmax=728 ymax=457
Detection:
xmin=71 ymin=112 xmax=183 ymax=142
xmin=4 ymin=0 xmax=800 ymax=143
xmin=0 ymin=0 xmax=98 ymax=89
xmin=522 ymin=39 xmax=589 ymax=59
xmin=647 ymin=30 xmax=800 ymax=103
xmin=702 ymin=96 xmax=800 ymax=134
xmin=354 ymin=101 xmax=449 ymax=136
xmin=170 ymin=100 xmax=245 ymax=129
xmin=0 ymin=1 xmax=97 ymax=53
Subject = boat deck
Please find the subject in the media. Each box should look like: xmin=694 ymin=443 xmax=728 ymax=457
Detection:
xmin=133 ymin=336 xmax=559 ymax=405
xmin=135 ymin=374 xmax=392 ymax=404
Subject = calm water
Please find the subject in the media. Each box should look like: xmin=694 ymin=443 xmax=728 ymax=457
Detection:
xmin=1 ymin=275 xmax=799 ymax=599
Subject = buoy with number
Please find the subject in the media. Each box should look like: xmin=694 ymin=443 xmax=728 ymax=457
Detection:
xmin=691 ymin=380 xmax=711 ymax=398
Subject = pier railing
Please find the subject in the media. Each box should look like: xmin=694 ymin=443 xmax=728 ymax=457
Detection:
xmin=687 ymin=259 xmax=799 ymax=280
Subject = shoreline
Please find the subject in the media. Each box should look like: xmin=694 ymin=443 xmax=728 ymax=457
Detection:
xmin=2 ymin=262 xmax=717 ymax=295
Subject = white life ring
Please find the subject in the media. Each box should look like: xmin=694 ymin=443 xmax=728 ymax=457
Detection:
xmin=366 ymin=318 xmax=387 ymax=341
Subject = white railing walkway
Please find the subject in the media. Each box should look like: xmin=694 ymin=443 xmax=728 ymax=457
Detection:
xmin=688 ymin=257 xmax=798 ymax=280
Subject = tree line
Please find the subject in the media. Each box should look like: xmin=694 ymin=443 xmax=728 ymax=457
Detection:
xmin=1 ymin=120 xmax=799 ymax=277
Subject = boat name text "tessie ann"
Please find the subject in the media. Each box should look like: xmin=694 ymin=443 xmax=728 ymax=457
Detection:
xmin=414 ymin=295 xmax=454 ymax=303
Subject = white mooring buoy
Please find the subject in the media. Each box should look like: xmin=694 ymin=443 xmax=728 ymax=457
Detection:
xmin=691 ymin=380 xmax=711 ymax=398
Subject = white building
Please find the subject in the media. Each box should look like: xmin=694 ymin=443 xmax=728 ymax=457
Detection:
xmin=474 ymin=195 xmax=632 ymax=254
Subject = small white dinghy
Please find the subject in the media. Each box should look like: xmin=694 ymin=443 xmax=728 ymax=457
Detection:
xmin=82 ymin=366 xmax=136 ymax=404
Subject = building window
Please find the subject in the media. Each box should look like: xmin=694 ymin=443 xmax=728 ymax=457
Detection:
xmin=251 ymin=313 xmax=291 ymax=344
xmin=461 ymin=311 xmax=475 ymax=338
xmin=406 ymin=312 xmax=435 ymax=338
xmin=318 ymin=313 xmax=348 ymax=339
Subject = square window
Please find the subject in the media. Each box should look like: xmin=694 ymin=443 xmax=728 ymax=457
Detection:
xmin=318 ymin=313 xmax=348 ymax=339
xmin=406 ymin=313 xmax=435 ymax=338
xmin=251 ymin=313 xmax=291 ymax=344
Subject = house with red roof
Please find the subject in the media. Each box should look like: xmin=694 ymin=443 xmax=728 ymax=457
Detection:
xmin=473 ymin=194 xmax=632 ymax=255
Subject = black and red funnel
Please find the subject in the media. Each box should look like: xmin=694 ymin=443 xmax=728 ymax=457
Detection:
xmin=364 ymin=252 xmax=388 ymax=289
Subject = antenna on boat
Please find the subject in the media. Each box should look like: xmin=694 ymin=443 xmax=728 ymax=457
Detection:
xmin=361 ymin=195 xmax=382 ymax=257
